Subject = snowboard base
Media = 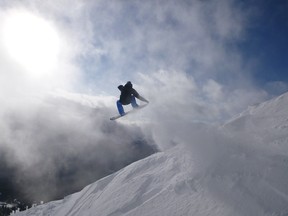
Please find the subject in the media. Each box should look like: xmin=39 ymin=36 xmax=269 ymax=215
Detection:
xmin=110 ymin=104 xmax=148 ymax=120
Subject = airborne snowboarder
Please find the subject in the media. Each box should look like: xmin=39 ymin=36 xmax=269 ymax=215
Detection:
xmin=116 ymin=81 xmax=149 ymax=116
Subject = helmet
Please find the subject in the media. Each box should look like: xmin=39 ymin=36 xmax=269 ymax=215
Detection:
xmin=125 ymin=81 xmax=133 ymax=88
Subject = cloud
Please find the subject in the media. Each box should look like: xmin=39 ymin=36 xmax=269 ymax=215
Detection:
xmin=78 ymin=0 xmax=247 ymax=78
xmin=0 ymin=0 xmax=271 ymax=99
xmin=44 ymin=0 xmax=269 ymax=109
xmin=203 ymin=79 xmax=223 ymax=101
xmin=137 ymin=70 xmax=267 ymax=123
xmin=0 ymin=8 xmax=82 ymax=104
xmin=0 ymin=92 xmax=157 ymax=202
xmin=264 ymin=81 xmax=288 ymax=96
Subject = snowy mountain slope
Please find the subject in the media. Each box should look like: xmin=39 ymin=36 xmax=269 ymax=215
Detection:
xmin=223 ymin=91 xmax=288 ymax=154
xmin=14 ymin=147 xmax=235 ymax=216
xmin=14 ymin=92 xmax=288 ymax=216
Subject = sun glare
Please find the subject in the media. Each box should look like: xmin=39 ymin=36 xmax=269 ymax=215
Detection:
xmin=3 ymin=10 xmax=60 ymax=78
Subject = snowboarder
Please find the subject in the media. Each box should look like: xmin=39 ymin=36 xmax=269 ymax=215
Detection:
xmin=116 ymin=81 xmax=149 ymax=116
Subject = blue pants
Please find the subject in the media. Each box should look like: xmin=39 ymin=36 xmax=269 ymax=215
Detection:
xmin=117 ymin=96 xmax=138 ymax=115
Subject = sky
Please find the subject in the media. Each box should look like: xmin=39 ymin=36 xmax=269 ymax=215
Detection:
xmin=0 ymin=0 xmax=287 ymax=114
xmin=0 ymin=0 xmax=287 ymax=205
xmin=0 ymin=0 xmax=287 ymax=118
xmin=238 ymin=0 xmax=288 ymax=93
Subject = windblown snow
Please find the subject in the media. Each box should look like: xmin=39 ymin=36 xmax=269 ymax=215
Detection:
xmin=14 ymin=92 xmax=288 ymax=216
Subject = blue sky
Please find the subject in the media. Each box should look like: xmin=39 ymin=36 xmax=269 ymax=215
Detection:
xmin=238 ymin=0 xmax=288 ymax=93
xmin=0 ymin=0 xmax=287 ymax=121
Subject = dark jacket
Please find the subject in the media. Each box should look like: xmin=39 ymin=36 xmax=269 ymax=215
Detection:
xmin=118 ymin=82 xmax=140 ymax=105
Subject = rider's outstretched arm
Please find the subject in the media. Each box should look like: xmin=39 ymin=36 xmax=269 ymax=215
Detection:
xmin=132 ymin=88 xmax=149 ymax=103
xmin=137 ymin=95 xmax=149 ymax=103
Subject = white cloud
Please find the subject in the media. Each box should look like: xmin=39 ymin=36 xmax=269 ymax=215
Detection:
xmin=265 ymin=81 xmax=288 ymax=96
xmin=0 ymin=0 xmax=269 ymax=102
xmin=203 ymin=79 xmax=223 ymax=101
xmin=0 ymin=0 xmax=273 ymax=156
xmin=136 ymin=70 xmax=267 ymax=124
xmin=0 ymin=91 xmax=156 ymax=201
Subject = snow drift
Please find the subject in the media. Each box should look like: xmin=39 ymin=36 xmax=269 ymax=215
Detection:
xmin=14 ymin=92 xmax=288 ymax=216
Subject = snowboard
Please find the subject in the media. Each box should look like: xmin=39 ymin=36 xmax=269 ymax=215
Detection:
xmin=110 ymin=104 xmax=148 ymax=120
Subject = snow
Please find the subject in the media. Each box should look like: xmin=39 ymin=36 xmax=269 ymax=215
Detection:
xmin=13 ymin=92 xmax=288 ymax=216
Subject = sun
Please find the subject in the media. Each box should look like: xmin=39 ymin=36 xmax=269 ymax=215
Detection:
xmin=3 ymin=10 xmax=60 ymax=78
